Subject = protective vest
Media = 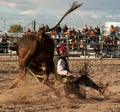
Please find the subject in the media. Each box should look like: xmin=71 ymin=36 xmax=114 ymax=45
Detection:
xmin=54 ymin=56 xmax=70 ymax=81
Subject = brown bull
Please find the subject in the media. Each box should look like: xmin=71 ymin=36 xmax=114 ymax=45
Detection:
xmin=9 ymin=2 xmax=83 ymax=94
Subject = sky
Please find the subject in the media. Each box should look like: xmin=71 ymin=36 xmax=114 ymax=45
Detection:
xmin=0 ymin=0 xmax=120 ymax=31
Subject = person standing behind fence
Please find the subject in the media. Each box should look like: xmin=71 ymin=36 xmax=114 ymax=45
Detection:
xmin=62 ymin=24 xmax=68 ymax=34
xmin=82 ymin=25 xmax=88 ymax=34
xmin=82 ymin=25 xmax=89 ymax=44
xmin=71 ymin=36 xmax=78 ymax=51
xmin=80 ymin=38 xmax=85 ymax=55
xmin=55 ymin=24 xmax=62 ymax=36
xmin=1 ymin=33 xmax=9 ymax=53
xmin=94 ymin=26 xmax=101 ymax=43
xmin=96 ymin=25 xmax=101 ymax=35
xmin=88 ymin=26 xmax=95 ymax=44
xmin=109 ymin=25 xmax=116 ymax=36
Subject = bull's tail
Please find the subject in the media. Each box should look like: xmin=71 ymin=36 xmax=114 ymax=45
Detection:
xmin=42 ymin=1 xmax=83 ymax=34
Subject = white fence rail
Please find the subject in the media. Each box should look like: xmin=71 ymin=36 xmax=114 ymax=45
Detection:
xmin=0 ymin=33 xmax=120 ymax=59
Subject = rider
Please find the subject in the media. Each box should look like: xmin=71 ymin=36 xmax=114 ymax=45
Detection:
xmin=55 ymin=44 xmax=106 ymax=98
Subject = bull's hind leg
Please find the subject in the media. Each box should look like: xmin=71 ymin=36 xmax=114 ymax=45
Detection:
xmin=40 ymin=62 xmax=48 ymax=84
xmin=9 ymin=36 xmax=37 ymax=89
xmin=9 ymin=59 xmax=27 ymax=89
xmin=9 ymin=48 xmax=33 ymax=89
xmin=41 ymin=62 xmax=55 ymax=85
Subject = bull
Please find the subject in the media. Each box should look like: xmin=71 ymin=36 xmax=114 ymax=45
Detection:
xmin=8 ymin=2 xmax=82 ymax=96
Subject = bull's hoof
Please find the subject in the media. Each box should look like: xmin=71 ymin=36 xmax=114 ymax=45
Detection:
xmin=48 ymin=94 xmax=61 ymax=100
xmin=49 ymin=78 xmax=56 ymax=85
xmin=43 ymin=79 xmax=53 ymax=85
xmin=9 ymin=83 xmax=16 ymax=89
xmin=42 ymin=79 xmax=46 ymax=84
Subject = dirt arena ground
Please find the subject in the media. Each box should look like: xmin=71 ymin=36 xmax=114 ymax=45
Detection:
xmin=0 ymin=56 xmax=120 ymax=112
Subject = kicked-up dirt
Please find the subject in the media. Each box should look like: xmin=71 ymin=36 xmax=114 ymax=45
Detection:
xmin=0 ymin=56 xmax=120 ymax=112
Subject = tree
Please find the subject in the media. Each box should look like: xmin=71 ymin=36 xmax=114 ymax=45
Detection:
xmin=8 ymin=24 xmax=23 ymax=33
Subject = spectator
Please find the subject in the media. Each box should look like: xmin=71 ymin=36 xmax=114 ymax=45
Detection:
xmin=71 ymin=36 xmax=78 ymax=51
xmin=76 ymin=30 xmax=82 ymax=40
xmin=88 ymin=26 xmax=95 ymax=44
xmin=82 ymin=25 xmax=89 ymax=44
xmin=55 ymin=24 xmax=62 ymax=36
xmin=62 ymin=24 xmax=68 ymax=34
xmin=0 ymin=33 xmax=9 ymax=53
xmin=66 ymin=27 xmax=72 ymax=35
xmin=96 ymin=25 xmax=101 ymax=35
xmin=79 ymin=38 xmax=85 ymax=55
xmin=82 ymin=25 xmax=88 ymax=34
xmin=26 ymin=28 xmax=32 ymax=34
xmin=111 ymin=35 xmax=117 ymax=45
xmin=38 ymin=24 xmax=45 ymax=32
xmin=94 ymin=27 xmax=100 ymax=43
xmin=70 ymin=28 xmax=76 ymax=35
xmin=109 ymin=25 xmax=116 ymax=36
xmin=89 ymin=26 xmax=95 ymax=37
xmin=69 ymin=28 xmax=76 ymax=40
xmin=45 ymin=25 xmax=49 ymax=30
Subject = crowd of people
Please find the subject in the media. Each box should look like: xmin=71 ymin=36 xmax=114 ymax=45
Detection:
xmin=37 ymin=24 xmax=120 ymax=57
xmin=38 ymin=24 xmax=119 ymax=44
xmin=0 ymin=24 xmax=120 ymax=57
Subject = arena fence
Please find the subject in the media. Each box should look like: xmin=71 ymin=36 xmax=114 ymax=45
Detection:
xmin=0 ymin=33 xmax=120 ymax=59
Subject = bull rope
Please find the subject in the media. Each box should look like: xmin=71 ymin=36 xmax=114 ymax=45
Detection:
xmin=27 ymin=68 xmax=61 ymax=98
xmin=27 ymin=68 xmax=42 ymax=83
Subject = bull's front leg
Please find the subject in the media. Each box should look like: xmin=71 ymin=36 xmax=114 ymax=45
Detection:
xmin=40 ymin=62 xmax=48 ymax=84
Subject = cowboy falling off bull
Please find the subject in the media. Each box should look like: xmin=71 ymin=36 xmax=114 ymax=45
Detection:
xmin=7 ymin=1 xmax=107 ymax=99
xmin=55 ymin=45 xmax=107 ymax=98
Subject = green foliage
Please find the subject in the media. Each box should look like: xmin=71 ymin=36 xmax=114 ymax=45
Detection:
xmin=9 ymin=24 xmax=23 ymax=33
